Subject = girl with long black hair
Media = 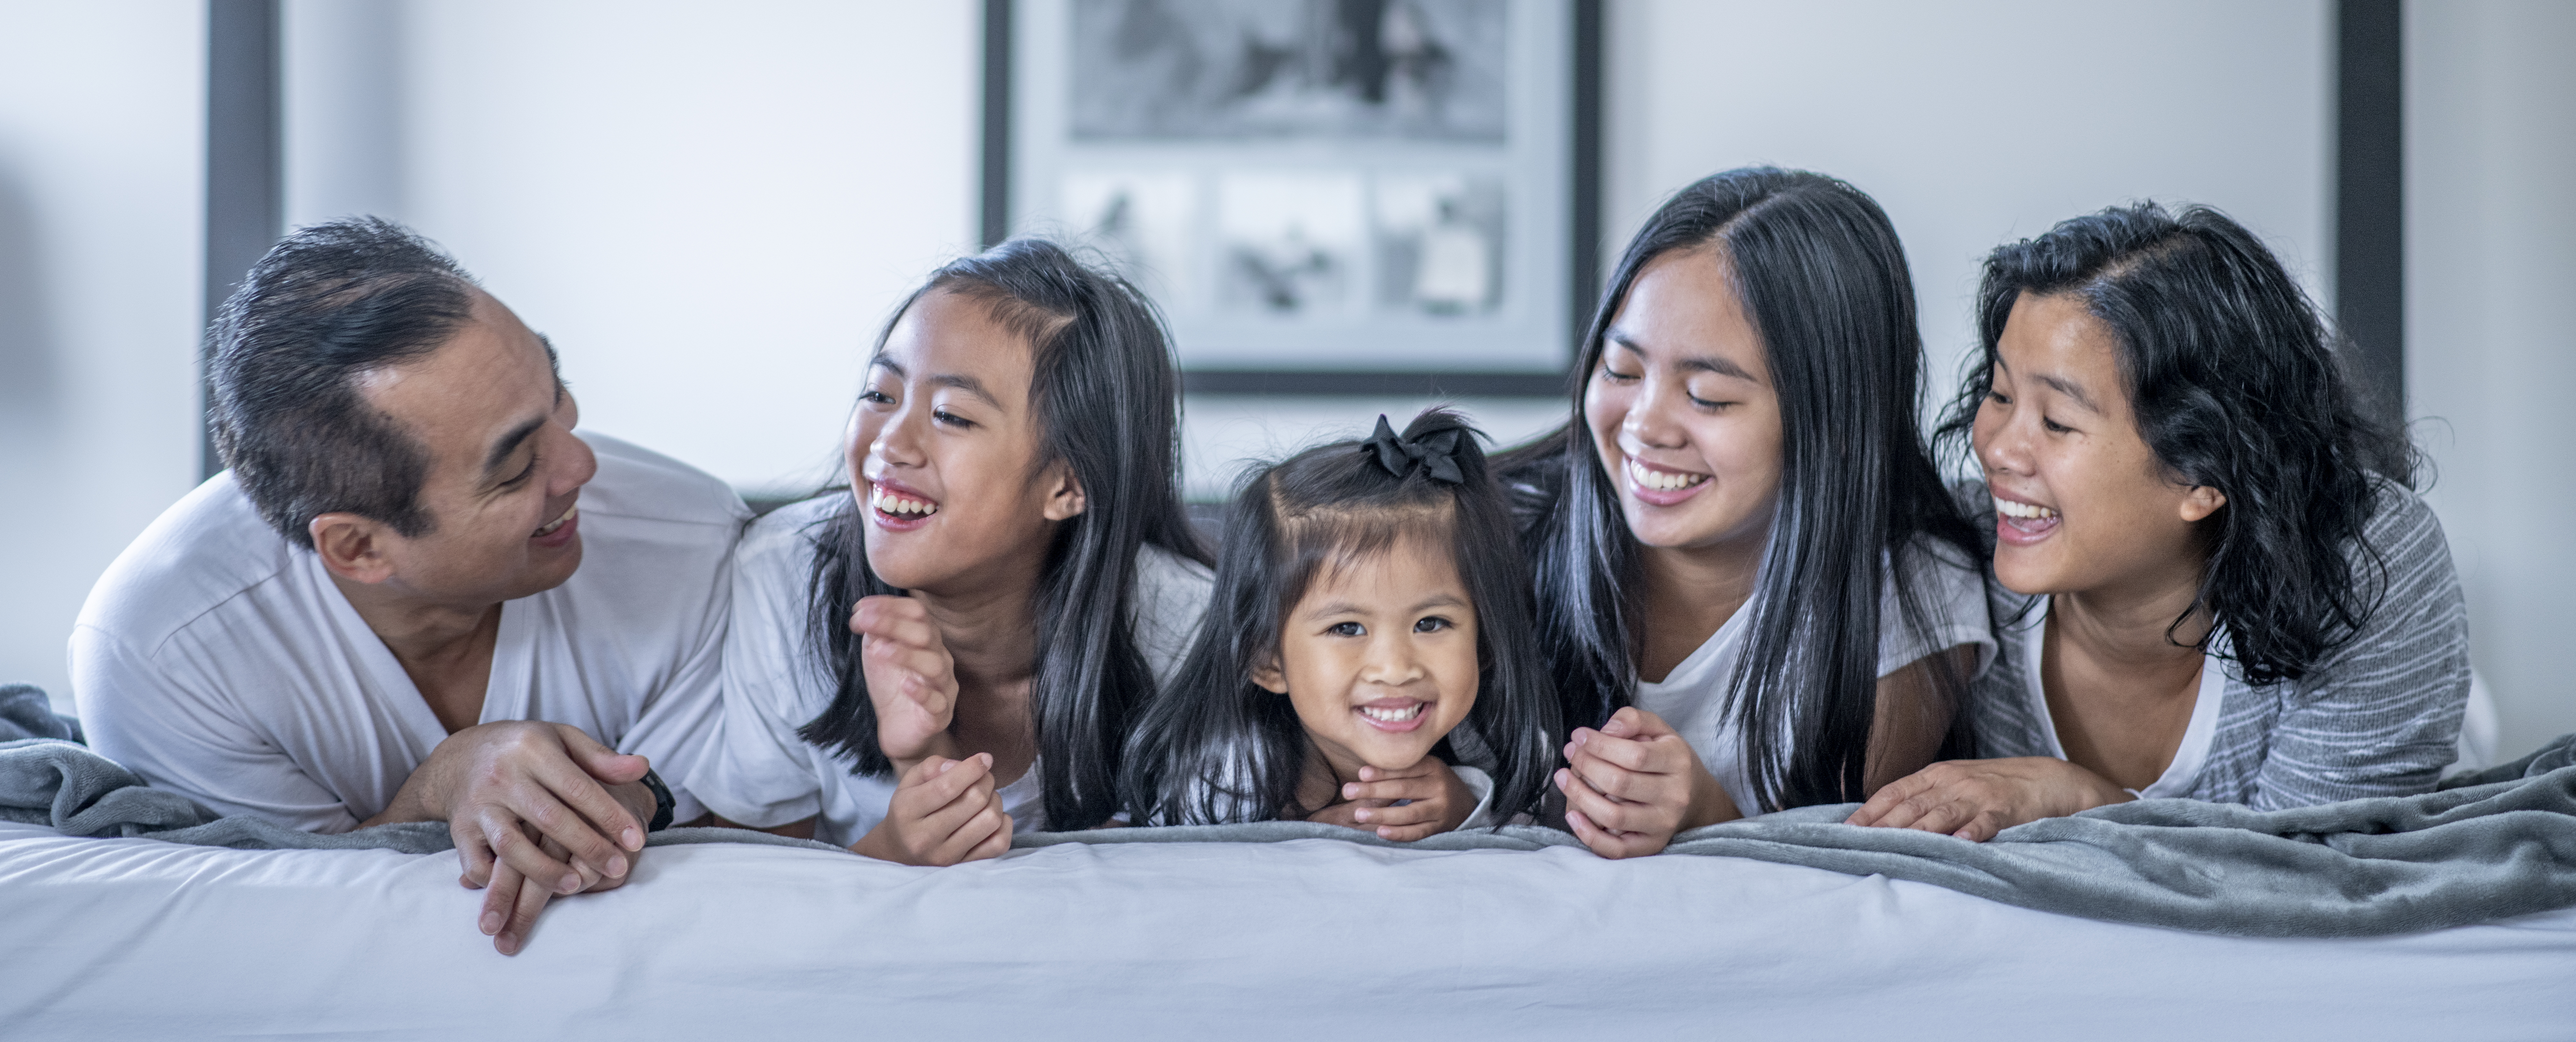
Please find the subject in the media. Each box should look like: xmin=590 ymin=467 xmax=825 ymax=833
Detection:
xmin=688 ymin=238 xmax=1212 ymax=864
xmin=1498 ymin=168 xmax=1993 ymax=858
xmin=1848 ymin=203 xmax=2469 ymax=840
xmin=1123 ymin=409 xmax=1560 ymax=837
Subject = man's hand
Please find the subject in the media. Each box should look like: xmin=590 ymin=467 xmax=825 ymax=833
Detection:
xmin=369 ymin=720 xmax=655 ymax=954
xmin=1844 ymin=757 xmax=2133 ymax=842
xmin=849 ymin=753 xmax=1013 ymax=867
xmin=850 ymin=595 xmax=961 ymax=768
xmin=1305 ymin=759 xmax=1476 ymax=841
xmin=1553 ymin=707 xmax=1734 ymax=859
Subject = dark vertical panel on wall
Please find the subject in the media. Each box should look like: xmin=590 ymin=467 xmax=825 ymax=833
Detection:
xmin=2338 ymin=0 xmax=2405 ymax=428
xmin=204 ymin=0 xmax=283 ymax=479
xmin=1569 ymin=0 xmax=1603 ymax=373
xmin=980 ymin=0 xmax=1014 ymax=249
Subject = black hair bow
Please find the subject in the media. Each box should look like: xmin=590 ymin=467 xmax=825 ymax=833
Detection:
xmin=1363 ymin=415 xmax=1465 ymax=484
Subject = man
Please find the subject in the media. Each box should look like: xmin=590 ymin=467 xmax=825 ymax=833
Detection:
xmin=74 ymin=218 xmax=748 ymax=954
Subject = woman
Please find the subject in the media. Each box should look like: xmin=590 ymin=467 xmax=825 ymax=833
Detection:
xmin=1849 ymin=203 xmax=2469 ymax=840
xmin=1501 ymin=168 xmax=1994 ymax=858
xmin=689 ymin=238 xmax=1212 ymax=864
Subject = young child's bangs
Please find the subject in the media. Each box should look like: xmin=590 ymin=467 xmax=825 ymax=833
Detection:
xmin=1268 ymin=486 xmax=1461 ymax=615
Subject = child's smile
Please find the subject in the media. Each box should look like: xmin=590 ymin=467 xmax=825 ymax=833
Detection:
xmin=1254 ymin=535 xmax=1480 ymax=778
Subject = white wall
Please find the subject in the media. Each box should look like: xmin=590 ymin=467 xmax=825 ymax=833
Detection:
xmin=284 ymin=0 xmax=985 ymax=497
xmin=1604 ymin=0 xmax=2332 ymax=401
xmin=2406 ymin=0 xmax=2576 ymax=760
xmin=0 ymin=3 xmax=206 ymax=711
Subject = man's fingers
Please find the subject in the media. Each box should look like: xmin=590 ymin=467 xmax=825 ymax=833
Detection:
xmin=495 ymin=857 xmax=555 ymax=957
xmin=480 ymin=861 xmax=523 ymax=939
xmin=481 ymin=810 xmax=584 ymax=896
xmin=451 ymin=818 xmax=496 ymax=887
xmin=553 ymin=723 xmax=649 ymax=786
xmin=528 ymin=752 xmax=645 ymax=860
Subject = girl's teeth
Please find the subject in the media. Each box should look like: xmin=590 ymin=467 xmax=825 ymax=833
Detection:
xmin=1628 ymin=461 xmax=1710 ymax=492
xmin=1993 ymin=497 xmax=2058 ymax=520
xmin=1361 ymin=704 xmax=1425 ymax=722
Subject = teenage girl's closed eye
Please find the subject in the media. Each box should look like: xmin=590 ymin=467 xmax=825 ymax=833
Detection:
xmin=1120 ymin=409 xmax=1562 ymax=840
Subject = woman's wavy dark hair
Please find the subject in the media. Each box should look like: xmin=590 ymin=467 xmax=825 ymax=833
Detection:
xmin=795 ymin=237 xmax=1208 ymax=831
xmin=1938 ymin=202 xmax=2414 ymax=685
xmin=1494 ymin=167 xmax=1983 ymax=813
xmin=1123 ymin=409 xmax=1561 ymax=829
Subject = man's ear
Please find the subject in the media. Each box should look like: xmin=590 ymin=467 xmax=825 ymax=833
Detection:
xmin=309 ymin=513 xmax=397 ymax=585
xmin=1251 ymin=656 xmax=1289 ymax=695
xmin=2178 ymin=485 xmax=2228 ymax=524
xmin=1041 ymin=461 xmax=1087 ymax=522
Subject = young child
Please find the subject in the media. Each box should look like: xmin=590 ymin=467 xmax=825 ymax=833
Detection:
xmin=1122 ymin=409 xmax=1560 ymax=839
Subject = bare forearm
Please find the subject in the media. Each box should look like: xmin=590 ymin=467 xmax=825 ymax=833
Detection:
xmin=1679 ymin=765 xmax=1741 ymax=830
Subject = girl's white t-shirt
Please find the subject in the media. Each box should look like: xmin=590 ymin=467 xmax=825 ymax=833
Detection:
xmin=2001 ymin=597 xmax=2226 ymax=799
xmin=1629 ymin=540 xmax=1996 ymax=816
xmin=688 ymin=496 xmax=1213 ymax=846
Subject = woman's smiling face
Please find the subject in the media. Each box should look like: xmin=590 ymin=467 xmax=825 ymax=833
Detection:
xmin=849 ymin=288 xmax=1086 ymax=596
xmin=1972 ymin=292 xmax=2225 ymax=598
xmin=1583 ymin=246 xmax=1784 ymax=554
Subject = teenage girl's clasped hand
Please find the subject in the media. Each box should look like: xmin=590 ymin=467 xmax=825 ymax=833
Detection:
xmin=1554 ymin=706 xmax=1735 ymax=858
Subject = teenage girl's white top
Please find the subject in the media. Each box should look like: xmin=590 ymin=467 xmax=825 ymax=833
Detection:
xmin=73 ymin=433 xmax=749 ymax=831
xmin=1631 ymin=539 xmax=1995 ymax=816
xmin=689 ymin=496 xmax=1214 ymax=846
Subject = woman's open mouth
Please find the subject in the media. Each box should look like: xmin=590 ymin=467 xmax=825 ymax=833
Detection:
xmin=869 ymin=480 xmax=940 ymax=531
xmin=1993 ymin=494 xmax=2060 ymax=545
xmin=1356 ymin=698 xmax=1430 ymax=733
xmin=1626 ymin=458 xmax=1712 ymax=507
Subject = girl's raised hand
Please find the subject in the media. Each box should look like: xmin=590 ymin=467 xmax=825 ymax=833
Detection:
xmin=850 ymin=594 xmax=960 ymax=766
xmin=848 ymin=753 xmax=1014 ymax=866
xmin=1553 ymin=707 xmax=1734 ymax=858
xmin=1306 ymin=759 xmax=1477 ymax=842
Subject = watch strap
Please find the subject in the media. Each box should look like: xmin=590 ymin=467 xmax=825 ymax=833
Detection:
xmin=640 ymin=768 xmax=676 ymax=832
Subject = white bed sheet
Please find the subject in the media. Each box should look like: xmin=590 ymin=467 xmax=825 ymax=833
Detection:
xmin=1 ymin=820 xmax=2569 ymax=1040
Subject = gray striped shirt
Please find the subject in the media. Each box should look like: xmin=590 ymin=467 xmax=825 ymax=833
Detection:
xmin=1968 ymin=480 xmax=2471 ymax=809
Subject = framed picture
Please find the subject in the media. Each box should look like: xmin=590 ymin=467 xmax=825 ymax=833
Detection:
xmin=985 ymin=0 xmax=1602 ymax=396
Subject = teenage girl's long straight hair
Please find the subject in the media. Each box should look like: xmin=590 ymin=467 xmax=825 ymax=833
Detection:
xmin=1122 ymin=409 xmax=1561 ymax=828
xmin=1496 ymin=167 xmax=1984 ymax=813
xmin=796 ymin=238 xmax=1208 ymax=831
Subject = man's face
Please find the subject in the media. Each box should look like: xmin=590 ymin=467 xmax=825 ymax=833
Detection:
xmin=349 ymin=290 xmax=596 ymax=608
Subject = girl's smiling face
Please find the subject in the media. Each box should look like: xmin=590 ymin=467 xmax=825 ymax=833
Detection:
xmin=1972 ymin=292 xmax=2226 ymax=598
xmin=1255 ymin=532 xmax=1480 ymax=778
xmin=1584 ymin=247 xmax=1784 ymax=554
xmin=850 ymin=289 xmax=1087 ymax=596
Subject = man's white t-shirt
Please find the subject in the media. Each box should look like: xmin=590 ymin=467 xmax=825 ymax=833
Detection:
xmin=1630 ymin=539 xmax=1996 ymax=816
xmin=688 ymin=495 xmax=1214 ymax=846
xmin=72 ymin=432 xmax=750 ymax=832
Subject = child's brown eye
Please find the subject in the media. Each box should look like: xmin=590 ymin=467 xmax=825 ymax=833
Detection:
xmin=1328 ymin=622 xmax=1365 ymax=637
xmin=1414 ymin=616 xmax=1451 ymax=633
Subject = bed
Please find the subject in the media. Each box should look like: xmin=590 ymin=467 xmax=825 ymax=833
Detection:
xmin=3 ymin=817 xmax=2570 ymax=1040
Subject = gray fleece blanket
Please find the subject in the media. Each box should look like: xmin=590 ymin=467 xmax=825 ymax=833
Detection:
xmin=1022 ymin=736 xmax=2576 ymax=939
xmin=7 ymin=727 xmax=2572 ymax=938
xmin=0 ymin=738 xmax=840 ymax=855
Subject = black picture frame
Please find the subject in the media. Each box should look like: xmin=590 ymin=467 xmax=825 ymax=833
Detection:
xmin=981 ymin=0 xmax=1602 ymax=400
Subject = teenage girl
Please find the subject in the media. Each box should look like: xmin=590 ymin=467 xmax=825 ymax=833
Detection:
xmin=690 ymin=238 xmax=1212 ymax=864
xmin=1499 ymin=168 xmax=1995 ymax=858
xmin=1123 ymin=409 xmax=1560 ymax=839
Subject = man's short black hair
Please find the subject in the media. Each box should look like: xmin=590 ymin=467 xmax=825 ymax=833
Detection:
xmin=209 ymin=217 xmax=487 ymax=550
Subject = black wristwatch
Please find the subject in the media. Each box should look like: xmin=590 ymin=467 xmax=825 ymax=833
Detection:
xmin=640 ymin=768 xmax=676 ymax=832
